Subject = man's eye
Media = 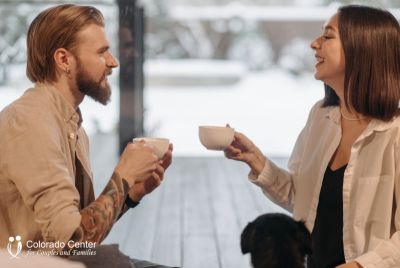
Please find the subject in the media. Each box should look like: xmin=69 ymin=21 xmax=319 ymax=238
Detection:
xmin=98 ymin=48 xmax=109 ymax=54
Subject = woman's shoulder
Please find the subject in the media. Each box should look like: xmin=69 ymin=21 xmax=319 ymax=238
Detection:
xmin=386 ymin=116 xmax=400 ymax=131
xmin=308 ymin=99 xmax=337 ymax=119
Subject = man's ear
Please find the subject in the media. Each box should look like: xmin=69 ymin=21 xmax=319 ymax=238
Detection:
xmin=241 ymin=222 xmax=256 ymax=254
xmin=54 ymin=48 xmax=72 ymax=74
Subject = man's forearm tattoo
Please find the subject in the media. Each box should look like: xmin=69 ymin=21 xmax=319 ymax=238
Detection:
xmin=70 ymin=172 xmax=129 ymax=244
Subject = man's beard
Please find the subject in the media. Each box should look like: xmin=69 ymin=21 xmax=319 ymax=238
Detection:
xmin=75 ymin=60 xmax=111 ymax=105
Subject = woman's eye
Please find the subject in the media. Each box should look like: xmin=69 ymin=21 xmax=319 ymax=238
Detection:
xmin=323 ymin=35 xmax=332 ymax=39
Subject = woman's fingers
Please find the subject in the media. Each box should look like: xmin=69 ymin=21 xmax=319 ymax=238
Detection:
xmin=224 ymin=145 xmax=241 ymax=158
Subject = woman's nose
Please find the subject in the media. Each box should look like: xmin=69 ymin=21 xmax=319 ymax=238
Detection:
xmin=310 ymin=37 xmax=320 ymax=50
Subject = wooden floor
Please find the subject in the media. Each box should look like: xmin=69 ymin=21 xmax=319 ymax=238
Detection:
xmin=91 ymin=133 xmax=288 ymax=268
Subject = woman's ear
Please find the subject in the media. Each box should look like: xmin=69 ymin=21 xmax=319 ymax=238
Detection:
xmin=241 ymin=222 xmax=256 ymax=254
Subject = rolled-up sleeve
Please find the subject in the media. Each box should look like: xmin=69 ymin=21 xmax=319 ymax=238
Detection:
xmin=248 ymin=101 xmax=320 ymax=212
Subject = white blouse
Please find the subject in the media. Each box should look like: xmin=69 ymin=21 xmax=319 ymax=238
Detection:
xmin=249 ymin=100 xmax=400 ymax=268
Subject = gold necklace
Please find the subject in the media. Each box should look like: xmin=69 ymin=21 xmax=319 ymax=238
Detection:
xmin=340 ymin=109 xmax=367 ymax=121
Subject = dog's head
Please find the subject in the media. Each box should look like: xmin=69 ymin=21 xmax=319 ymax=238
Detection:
xmin=241 ymin=213 xmax=312 ymax=268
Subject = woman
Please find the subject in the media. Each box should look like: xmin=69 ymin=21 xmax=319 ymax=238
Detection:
xmin=224 ymin=5 xmax=400 ymax=268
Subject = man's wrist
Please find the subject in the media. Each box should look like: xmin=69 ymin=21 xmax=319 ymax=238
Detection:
xmin=114 ymin=169 xmax=134 ymax=188
xmin=129 ymin=189 xmax=144 ymax=202
xmin=125 ymin=195 xmax=140 ymax=208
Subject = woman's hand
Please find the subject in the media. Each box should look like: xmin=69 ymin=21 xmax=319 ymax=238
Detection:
xmin=224 ymin=131 xmax=266 ymax=176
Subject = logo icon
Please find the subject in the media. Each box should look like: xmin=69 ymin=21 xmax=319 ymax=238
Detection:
xmin=7 ymin=235 xmax=22 ymax=258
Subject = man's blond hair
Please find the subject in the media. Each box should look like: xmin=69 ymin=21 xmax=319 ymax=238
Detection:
xmin=27 ymin=4 xmax=104 ymax=83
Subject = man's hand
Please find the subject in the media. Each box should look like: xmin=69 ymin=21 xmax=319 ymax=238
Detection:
xmin=161 ymin=143 xmax=173 ymax=170
xmin=336 ymin=262 xmax=362 ymax=268
xmin=129 ymin=144 xmax=173 ymax=202
xmin=115 ymin=141 xmax=159 ymax=188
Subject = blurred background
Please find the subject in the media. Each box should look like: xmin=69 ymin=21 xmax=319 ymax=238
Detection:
xmin=2 ymin=1 xmax=400 ymax=267
xmin=1 ymin=0 xmax=400 ymax=157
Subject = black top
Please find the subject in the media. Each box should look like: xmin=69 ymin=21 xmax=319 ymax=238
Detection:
xmin=307 ymin=165 xmax=347 ymax=268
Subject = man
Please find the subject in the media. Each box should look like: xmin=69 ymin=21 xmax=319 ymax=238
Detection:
xmin=0 ymin=4 xmax=173 ymax=268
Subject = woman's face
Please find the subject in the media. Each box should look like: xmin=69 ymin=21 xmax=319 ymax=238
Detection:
xmin=310 ymin=14 xmax=346 ymax=93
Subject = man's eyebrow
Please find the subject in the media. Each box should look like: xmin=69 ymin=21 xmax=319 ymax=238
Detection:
xmin=97 ymin=45 xmax=110 ymax=52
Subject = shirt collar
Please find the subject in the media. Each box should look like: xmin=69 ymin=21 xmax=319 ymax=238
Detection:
xmin=34 ymin=83 xmax=83 ymax=127
xmin=324 ymin=105 xmax=341 ymax=124
xmin=324 ymin=104 xmax=395 ymax=132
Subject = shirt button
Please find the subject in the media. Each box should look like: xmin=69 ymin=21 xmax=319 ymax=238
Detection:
xmin=69 ymin=133 xmax=75 ymax=139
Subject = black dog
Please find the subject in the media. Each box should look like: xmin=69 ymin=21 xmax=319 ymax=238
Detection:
xmin=241 ymin=213 xmax=312 ymax=268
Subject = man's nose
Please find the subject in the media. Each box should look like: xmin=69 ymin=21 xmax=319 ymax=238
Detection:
xmin=107 ymin=53 xmax=119 ymax=68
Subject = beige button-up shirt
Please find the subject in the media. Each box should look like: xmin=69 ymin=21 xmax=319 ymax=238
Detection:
xmin=250 ymin=100 xmax=400 ymax=268
xmin=0 ymin=83 xmax=94 ymax=248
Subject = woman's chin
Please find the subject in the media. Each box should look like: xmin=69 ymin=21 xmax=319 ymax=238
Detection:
xmin=313 ymin=72 xmax=323 ymax=81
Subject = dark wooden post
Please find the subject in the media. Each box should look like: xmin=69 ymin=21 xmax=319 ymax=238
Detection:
xmin=118 ymin=0 xmax=145 ymax=154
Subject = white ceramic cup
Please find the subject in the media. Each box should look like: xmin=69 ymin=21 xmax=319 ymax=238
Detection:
xmin=198 ymin=125 xmax=235 ymax=151
xmin=132 ymin=137 xmax=170 ymax=159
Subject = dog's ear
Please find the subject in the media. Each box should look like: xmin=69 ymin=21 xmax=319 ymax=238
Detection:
xmin=294 ymin=221 xmax=312 ymax=255
xmin=241 ymin=222 xmax=256 ymax=254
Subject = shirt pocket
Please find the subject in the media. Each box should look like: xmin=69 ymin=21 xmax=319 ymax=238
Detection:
xmin=356 ymin=175 xmax=392 ymax=185
xmin=353 ymin=175 xmax=394 ymax=225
